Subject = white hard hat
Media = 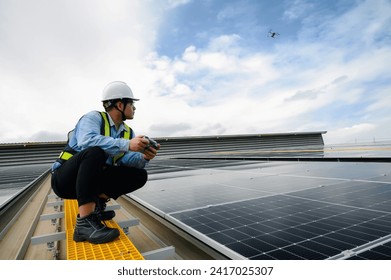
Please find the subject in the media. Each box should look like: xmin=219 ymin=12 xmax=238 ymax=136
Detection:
xmin=101 ymin=81 xmax=139 ymax=102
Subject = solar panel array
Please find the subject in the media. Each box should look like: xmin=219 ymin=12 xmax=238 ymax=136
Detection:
xmin=130 ymin=145 xmax=391 ymax=260
xmin=1 ymin=136 xmax=390 ymax=259
xmin=0 ymin=164 xmax=51 ymax=207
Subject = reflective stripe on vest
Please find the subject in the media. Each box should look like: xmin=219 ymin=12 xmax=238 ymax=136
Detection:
xmin=100 ymin=111 xmax=111 ymax=136
xmin=58 ymin=111 xmax=132 ymax=165
xmin=59 ymin=151 xmax=74 ymax=161
xmin=100 ymin=112 xmax=132 ymax=165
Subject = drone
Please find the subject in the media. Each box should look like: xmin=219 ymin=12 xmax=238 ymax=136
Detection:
xmin=268 ymin=29 xmax=280 ymax=38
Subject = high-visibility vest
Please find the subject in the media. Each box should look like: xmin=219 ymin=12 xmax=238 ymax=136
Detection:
xmin=57 ymin=111 xmax=133 ymax=165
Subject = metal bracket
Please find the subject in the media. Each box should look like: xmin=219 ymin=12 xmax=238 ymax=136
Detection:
xmin=31 ymin=231 xmax=66 ymax=245
xmin=106 ymin=204 xmax=121 ymax=211
xmin=39 ymin=212 xmax=64 ymax=225
xmin=31 ymin=232 xmax=66 ymax=259
xmin=117 ymin=219 xmax=140 ymax=234
xmin=47 ymin=201 xmax=64 ymax=211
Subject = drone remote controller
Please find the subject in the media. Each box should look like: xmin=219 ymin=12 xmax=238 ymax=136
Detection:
xmin=144 ymin=136 xmax=159 ymax=150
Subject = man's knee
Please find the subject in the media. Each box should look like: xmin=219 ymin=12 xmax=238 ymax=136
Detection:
xmin=129 ymin=168 xmax=148 ymax=189
xmin=140 ymin=168 xmax=148 ymax=185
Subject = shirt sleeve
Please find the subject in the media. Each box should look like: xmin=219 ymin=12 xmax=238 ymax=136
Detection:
xmin=117 ymin=151 xmax=149 ymax=169
xmin=116 ymin=123 xmax=149 ymax=168
xmin=74 ymin=111 xmax=130 ymax=156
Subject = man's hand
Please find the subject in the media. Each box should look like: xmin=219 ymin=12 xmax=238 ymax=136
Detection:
xmin=129 ymin=135 xmax=148 ymax=152
xmin=129 ymin=135 xmax=160 ymax=160
xmin=143 ymin=145 xmax=160 ymax=160
xmin=143 ymin=138 xmax=161 ymax=160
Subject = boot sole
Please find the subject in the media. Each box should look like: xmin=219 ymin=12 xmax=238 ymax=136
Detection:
xmin=73 ymin=228 xmax=120 ymax=244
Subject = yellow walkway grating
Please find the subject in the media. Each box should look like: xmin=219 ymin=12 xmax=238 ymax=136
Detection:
xmin=64 ymin=199 xmax=144 ymax=260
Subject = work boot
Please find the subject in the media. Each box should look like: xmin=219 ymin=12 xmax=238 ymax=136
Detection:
xmin=95 ymin=197 xmax=116 ymax=221
xmin=73 ymin=212 xmax=120 ymax=244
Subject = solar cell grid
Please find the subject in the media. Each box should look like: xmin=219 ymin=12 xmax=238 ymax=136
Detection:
xmin=312 ymin=236 xmax=353 ymax=251
xmin=371 ymin=175 xmax=391 ymax=183
xmin=207 ymin=232 xmax=237 ymax=245
xmin=324 ymin=232 xmax=367 ymax=246
xmin=131 ymin=159 xmax=391 ymax=259
xmin=270 ymin=229 xmax=306 ymax=243
xmin=358 ymin=251 xmax=391 ymax=259
xmin=283 ymin=244 xmax=328 ymax=259
xmin=234 ymin=225 xmax=263 ymax=236
xmin=352 ymin=225 xmax=388 ymax=238
xmin=0 ymin=164 xmax=51 ymax=208
xmin=296 ymin=223 xmax=330 ymax=235
xmin=296 ymin=240 xmax=340 ymax=257
xmin=288 ymin=162 xmax=390 ymax=180
xmin=315 ymin=217 xmax=351 ymax=228
xmin=251 ymin=253 xmax=275 ymax=260
xmin=282 ymin=227 xmax=318 ymax=239
xmin=347 ymin=246 xmax=391 ymax=260
xmin=192 ymin=224 xmax=216 ymax=235
xmin=372 ymin=244 xmax=391 ymax=258
xmin=246 ymin=223 xmax=277 ymax=234
xmin=226 ymin=242 xmax=262 ymax=258
xmin=242 ymin=238 xmax=277 ymax=252
xmin=337 ymin=228 xmax=379 ymax=242
xmin=168 ymin=192 xmax=391 ymax=259
xmin=205 ymin=221 xmax=231 ymax=231
xmin=362 ymin=220 xmax=391 ymax=233
xmin=265 ymin=249 xmax=305 ymax=260
xmin=371 ymin=202 xmax=391 ymax=212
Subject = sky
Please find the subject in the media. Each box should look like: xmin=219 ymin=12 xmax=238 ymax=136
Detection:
xmin=0 ymin=0 xmax=390 ymax=145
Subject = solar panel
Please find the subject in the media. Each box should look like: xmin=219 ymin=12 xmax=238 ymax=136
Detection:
xmin=129 ymin=144 xmax=391 ymax=260
xmin=166 ymin=195 xmax=391 ymax=259
xmin=0 ymin=163 xmax=51 ymax=207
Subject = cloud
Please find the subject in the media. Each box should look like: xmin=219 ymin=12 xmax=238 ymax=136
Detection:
xmin=217 ymin=3 xmax=248 ymax=21
xmin=324 ymin=123 xmax=378 ymax=144
xmin=284 ymin=75 xmax=350 ymax=102
xmin=283 ymin=0 xmax=315 ymax=21
xmin=145 ymin=34 xmax=278 ymax=101
xmin=149 ymin=122 xmax=192 ymax=136
xmin=30 ymin=131 xmax=67 ymax=142
xmin=167 ymin=0 xmax=192 ymax=9
xmin=286 ymin=88 xmax=325 ymax=102
xmin=141 ymin=0 xmax=391 ymax=144
xmin=0 ymin=0 xmax=163 ymax=143
xmin=1 ymin=0 xmax=390 ymax=145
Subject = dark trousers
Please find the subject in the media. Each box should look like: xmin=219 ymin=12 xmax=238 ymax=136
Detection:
xmin=51 ymin=146 xmax=148 ymax=206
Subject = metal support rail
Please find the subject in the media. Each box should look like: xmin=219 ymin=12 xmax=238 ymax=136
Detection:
xmin=0 ymin=169 xmax=51 ymax=240
xmin=171 ymin=156 xmax=391 ymax=163
xmin=327 ymin=234 xmax=391 ymax=260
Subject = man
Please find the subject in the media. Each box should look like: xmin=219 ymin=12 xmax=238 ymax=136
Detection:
xmin=51 ymin=81 xmax=159 ymax=244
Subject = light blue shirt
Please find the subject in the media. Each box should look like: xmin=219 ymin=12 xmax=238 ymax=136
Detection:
xmin=51 ymin=111 xmax=148 ymax=171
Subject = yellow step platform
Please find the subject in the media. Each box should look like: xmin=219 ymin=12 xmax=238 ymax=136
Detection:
xmin=64 ymin=199 xmax=144 ymax=260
